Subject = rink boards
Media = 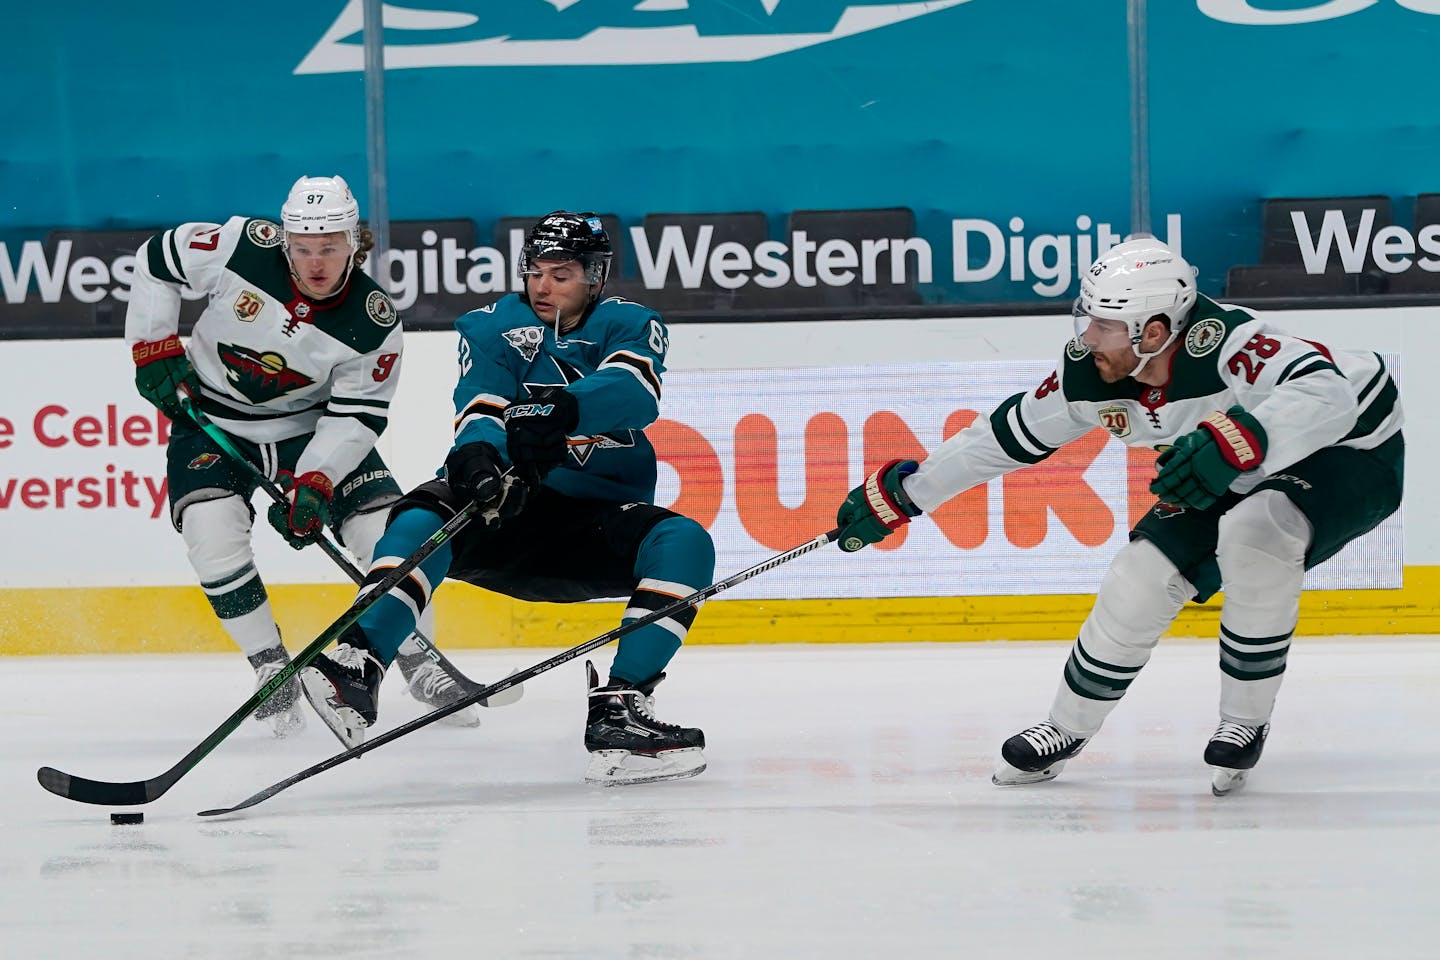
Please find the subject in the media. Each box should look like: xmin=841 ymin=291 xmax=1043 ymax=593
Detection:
xmin=1 ymin=308 xmax=1435 ymax=653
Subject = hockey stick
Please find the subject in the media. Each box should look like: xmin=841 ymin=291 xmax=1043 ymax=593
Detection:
xmin=197 ymin=526 xmax=843 ymax=817
xmin=36 ymin=497 xmax=490 ymax=807
xmin=179 ymin=396 xmax=519 ymax=708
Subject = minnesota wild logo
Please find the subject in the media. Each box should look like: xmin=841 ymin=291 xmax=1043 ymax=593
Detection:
xmin=216 ymin=343 xmax=315 ymax=402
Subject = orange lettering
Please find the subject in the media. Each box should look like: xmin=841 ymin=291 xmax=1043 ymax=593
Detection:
xmin=1126 ymin=445 xmax=1161 ymax=527
xmin=735 ymin=413 xmax=849 ymax=551
xmin=861 ymin=410 xmax=989 ymax=550
xmin=1002 ymin=428 xmax=1113 ymax=548
xmin=649 ymin=418 xmax=723 ymax=528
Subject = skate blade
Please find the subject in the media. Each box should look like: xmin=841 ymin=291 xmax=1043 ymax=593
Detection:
xmin=584 ymin=747 xmax=706 ymax=786
xmin=992 ymin=758 xmax=1068 ymax=786
xmin=300 ymin=668 xmax=367 ymax=749
xmin=433 ymin=703 xmax=482 ymax=728
xmin=1211 ymin=767 xmax=1248 ymax=797
xmin=263 ymin=707 xmax=307 ymax=739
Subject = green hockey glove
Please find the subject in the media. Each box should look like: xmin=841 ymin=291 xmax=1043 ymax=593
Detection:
xmin=267 ymin=470 xmax=333 ymax=549
xmin=132 ymin=336 xmax=200 ymax=421
xmin=1150 ymin=406 xmax=1268 ymax=510
xmin=836 ymin=459 xmax=923 ymax=553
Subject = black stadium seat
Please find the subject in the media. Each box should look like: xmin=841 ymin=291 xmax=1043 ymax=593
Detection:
xmin=1224 ymin=263 xmax=1386 ymax=299
xmin=1259 ymin=195 xmax=1392 ymax=266
xmin=632 ymin=211 xmax=770 ymax=313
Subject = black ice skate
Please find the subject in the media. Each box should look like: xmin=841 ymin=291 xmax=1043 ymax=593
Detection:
xmin=992 ymin=719 xmax=1088 ymax=785
xmin=248 ymin=644 xmax=306 ymax=738
xmin=583 ymin=660 xmax=706 ymax=785
xmin=300 ymin=625 xmax=386 ymax=749
xmin=1205 ymin=720 xmax=1269 ymax=797
xmin=394 ymin=645 xmax=483 ymax=728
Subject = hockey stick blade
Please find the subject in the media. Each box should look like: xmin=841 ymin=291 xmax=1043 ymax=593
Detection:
xmin=36 ymin=500 xmax=485 ymax=807
xmin=197 ymin=527 xmax=841 ymax=817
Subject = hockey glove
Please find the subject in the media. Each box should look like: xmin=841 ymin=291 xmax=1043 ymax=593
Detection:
xmin=444 ymin=440 xmax=527 ymax=522
xmin=836 ymin=459 xmax=923 ymax=553
xmin=504 ymin=386 xmax=580 ymax=486
xmin=132 ymin=336 xmax=201 ymax=421
xmin=267 ymin=470 xmax=334 ymax=549
xmin=1150 ymin=406 xmax=1268 ymax=510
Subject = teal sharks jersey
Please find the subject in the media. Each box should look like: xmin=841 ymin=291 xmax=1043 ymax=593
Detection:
xmin=451 ymin=294 xmax=669 ymax=503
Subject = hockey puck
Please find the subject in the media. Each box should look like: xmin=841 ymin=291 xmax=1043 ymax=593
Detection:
xmin=110 ymin=812 xmax=144 ymax=825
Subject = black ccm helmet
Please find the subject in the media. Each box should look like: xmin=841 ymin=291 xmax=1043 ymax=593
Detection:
xmin=519 ymin=211 xmax=614 ymax=300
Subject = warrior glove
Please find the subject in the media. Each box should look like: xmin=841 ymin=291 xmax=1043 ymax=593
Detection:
xmin=132 ymin=336 xmax=201 ymax=421
xmin=1150 ymin=406 xmax=1268 ymax=510
xmin=267 ymin=470 xmax=334 ymax=549
xmin=503 ymin=386 xmax=580 ymax=487
xmin=836 ymin=459 xmax=923 ymax=553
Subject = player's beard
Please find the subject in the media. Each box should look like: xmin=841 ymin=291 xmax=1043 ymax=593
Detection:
xmin=1093 ymin=349 xmax=1140 ymax=383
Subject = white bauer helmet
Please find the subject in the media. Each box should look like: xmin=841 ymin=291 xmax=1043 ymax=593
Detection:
xmin=281 ymin=175 xmax=360 ymax=249
xmin=1073 ymin=238 xmax=1198 ymax=375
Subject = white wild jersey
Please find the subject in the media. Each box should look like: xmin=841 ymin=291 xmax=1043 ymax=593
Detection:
xmin=125 ymin=216 xmax=402 ymax=484
xmin=904 ymin=295 xmax=1401 ymax=512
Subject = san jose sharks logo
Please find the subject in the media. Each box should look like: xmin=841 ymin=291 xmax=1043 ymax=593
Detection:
xmin=216 ymin=343 xmax=316 ymax=403
xmin=297 ymin=0 xmax=973 ymax=74
xmin=524 ymin=361 xmax=635 ymax=467
xmin=503 ymin=325 xmax=546 ymax=362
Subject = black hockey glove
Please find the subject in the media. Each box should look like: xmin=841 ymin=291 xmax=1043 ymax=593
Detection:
xmin=503 ymin=386 xmax=579 ymax=486
xmin=444 ymin=440 xmax=526 ymax=522
xmin=836 ymin=459 xmax=923 ymax=553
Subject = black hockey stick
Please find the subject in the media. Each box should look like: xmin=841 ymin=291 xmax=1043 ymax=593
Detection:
xmin=180 ymin=396 xmax=518 ymax=708
xmin=36 ymin=497 xmax=489 ymax=807
xmin=197 ymin=527 xmax=843 ymax=817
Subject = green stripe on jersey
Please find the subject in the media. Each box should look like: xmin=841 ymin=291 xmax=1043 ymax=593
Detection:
xmin=989 ymin=393 xmax=1053 ymax=465
xmin=145 ymin=234 xmax=183 ymax=284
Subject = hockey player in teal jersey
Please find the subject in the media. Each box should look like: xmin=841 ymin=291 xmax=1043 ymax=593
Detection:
xmin=126 ymin=175 xmax=481 ymax=738
xmin=833 ymin=239 xmax=1403 ymax=796
xmin=301 ymin=212 xmax=716 ymax=784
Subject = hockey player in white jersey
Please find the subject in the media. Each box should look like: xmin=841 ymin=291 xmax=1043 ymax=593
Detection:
xmin=833 ymin=239 xmax=1403 ymax=796
xmin=125 ymin=175 xmax=481 ymax=736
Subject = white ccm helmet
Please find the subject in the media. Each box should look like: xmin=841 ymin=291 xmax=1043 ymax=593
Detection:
xmin=280 ymin=175 xmax=360 ymax=249
xmin=1073 ymin=238 xmax=1197 ymax=375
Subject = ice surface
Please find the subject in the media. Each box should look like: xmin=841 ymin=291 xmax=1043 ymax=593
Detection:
xmin=4 ymin=638 xmax=1438 ymax=959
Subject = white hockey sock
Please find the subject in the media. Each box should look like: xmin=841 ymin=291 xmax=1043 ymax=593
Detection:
xmin=1215 ymin=491 xmax=1310 ymax=724
xmin=1050 ymin=538 xmax=1194 ymax=736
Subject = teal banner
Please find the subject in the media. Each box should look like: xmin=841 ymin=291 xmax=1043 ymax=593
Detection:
xmin=3 ymin=0 xmax=1436 ymax=324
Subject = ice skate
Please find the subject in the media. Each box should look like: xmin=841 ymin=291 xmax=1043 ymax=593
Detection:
xmin=583 ymin=660 xmax=706 ymax=785
xmin=1205 ymin=720 xmax=1268 ymax=797
xmin=300 ymin=626 xmax=386 ymax=749
xmin=395 ymin=646 xmax=482 ymax=727
xmin=248 ymin=645 xmax=306 ymax=738
xmin=992 ymin=719 xmax=1088 ymax=785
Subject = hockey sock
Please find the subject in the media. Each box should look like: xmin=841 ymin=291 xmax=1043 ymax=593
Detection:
xmin=1215 ymin=491 xmax=1308 ymax=723
xmin=1050 ymin=538 xmax=1193 ymax=736
xmin=354 ymin=507 xmax=454 ymax=665
xmin=609 ymin=517 xmax=714 ymax=684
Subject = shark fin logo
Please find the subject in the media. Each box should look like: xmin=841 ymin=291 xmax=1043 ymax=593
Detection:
xmin=296 ymin=0 xmax=972 ymax=74
xmin=217 ymin=343 xmax=316 ymax=403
